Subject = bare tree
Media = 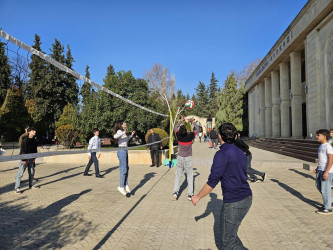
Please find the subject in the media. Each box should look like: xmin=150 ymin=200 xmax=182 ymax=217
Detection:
xmin=235 ymin=58 xmax=261 ymax=84
xmin=144 ymin=63 xmax=175 ymax=100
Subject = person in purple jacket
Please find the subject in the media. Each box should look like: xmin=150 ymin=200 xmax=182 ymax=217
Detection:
xmin=192 ymin=123 xmax=252 ymax=250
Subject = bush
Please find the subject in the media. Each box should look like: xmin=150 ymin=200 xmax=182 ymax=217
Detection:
xmin=55 ymin=124 xmax=78 ymax=148
xmin=145 ymin=128 xmax=169 ymax=148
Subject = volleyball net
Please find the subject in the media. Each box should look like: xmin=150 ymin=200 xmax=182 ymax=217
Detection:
xmin=0 ymin=29 xmax=173 ymax=162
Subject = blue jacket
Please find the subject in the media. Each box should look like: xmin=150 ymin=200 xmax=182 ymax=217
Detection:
xmin=207 ymin=143 xmax=252 ymax=203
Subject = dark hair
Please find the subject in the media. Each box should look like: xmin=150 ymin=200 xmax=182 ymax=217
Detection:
xmin=316 ymin=129 xmax=330 ymax=140
xmin=178 ymin=125 xmax=187 ymax=137
xmin=92 ymin=128 xmax=99 ymax=133
xmin=113 ymin=121 xmax=124 ymax=135
xmin=218 ymin=123 xmax=237 ymax=143
xmin=330 ymin=129 xmax=333 ymax=132
xmin=27 ymin=127 xmax=36 ymax=132
xmin=24 ymin=124 xmax=30 ymax=129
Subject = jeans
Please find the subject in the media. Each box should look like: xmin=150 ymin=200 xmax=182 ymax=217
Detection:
xmin=221 ymin=195 xmax=252 ymax=250
xmin=211 ymin=139 xmax=217 ymax=148
xmin=246 ymin=154 xmax=263 ymax=181
xmin=173 ymin=156 xmax=193 ymax=195
xmin=15 ymin=159 xmax=34 ymax=189
xmin=117 ymin=149 xmax=129 ymax=188
xmin=150 ymin=148 xmax=159 ymax=166
xmin=316 ymin=170 xmax=333 ymax=210
xmin=84 ymin=152 xmax=100 ymax=176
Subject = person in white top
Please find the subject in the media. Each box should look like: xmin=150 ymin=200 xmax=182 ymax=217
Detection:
xmin=314 ymin=129 xmax=333 ymax=214
xmin=113 ymin=121 xmax=135 ymax=196
xmin=83 ymin=129 xmax=103 ymax=178
xmin=0 ymin=142 xmax=5 ymax=156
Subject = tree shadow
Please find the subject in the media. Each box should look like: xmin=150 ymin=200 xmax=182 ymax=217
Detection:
xmin=271 ymin=179 xmax=321 ymax=209
xmin=178 ymin=171 xmax=200 ymax=197
xmin=195 ymin=193 xmax=223 ymax=249
xmin=130 ymin=172 xmax=156 ymax=195
xmin=0 ymin=189 xmax=96 ymax=249
xmin=0 ymin=165 xmax=85 ymax=195
xmin=289 ymin=169 xmax=315 ymax=180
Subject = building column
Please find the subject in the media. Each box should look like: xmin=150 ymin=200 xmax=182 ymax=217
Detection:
xmin=259 ymin=82 xmax=265 ymax=137
xmin=271 ymin=70 xmax=280 ymax=137
xmin=265 ymin=77 xmax=272 ymax=137
xmin=248 ymin=90 xmax=254 ymax=137
xmin=254 ymin=84 xmax=260 ymax=137
xmin=279 ymin=62 xmax=290 ymax=137
xmin=290 ymin=52 xmax=303 ymax=138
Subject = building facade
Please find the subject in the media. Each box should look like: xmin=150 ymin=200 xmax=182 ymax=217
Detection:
xmin=245 ymin=0 xmax=333 ymax=138
xmin=184 ymin=115 xmax=216 ymax=132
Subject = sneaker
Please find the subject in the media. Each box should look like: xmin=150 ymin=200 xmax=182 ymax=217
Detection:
xmin=15 ymin=188 xmax=22 ymax=194
xmin=187 ymin=195 xmax=193 ymax=201
xmin=117 ymin=186 xmax=127 ymax=196
xmin=171 ymin=192 xmax=178 ymax=201
xmin=125 ymin=185 xmax=131 ymax=193
xmin=30 ymin=185 xmax=40 ymax=189
xmin=316 ymin=209 xmax=332 ymax=215
xmin=262 ymin=173 xmax=267 ymax=182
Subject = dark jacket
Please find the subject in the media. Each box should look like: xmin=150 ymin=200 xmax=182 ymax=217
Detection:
xmin=209 ymin=130 xmax=218 ymax=139
xmin=147 ymin=133 xmax=162 ymax=149
xmin=20 ymin=136 xmax=37 ymax=160
xmin=234 ymin=138 xmax=251 ymax=156
xmin=175 ymin=121 xmax=199 ymax=157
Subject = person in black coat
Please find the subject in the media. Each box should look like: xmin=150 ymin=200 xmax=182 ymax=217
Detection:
xmin=15 ymin=127 xmax=39 ymax=193
xmin=234 ymin=133 xmax=266 ymax=182
xmin=146 ymin=128 xmax=162 ymax=167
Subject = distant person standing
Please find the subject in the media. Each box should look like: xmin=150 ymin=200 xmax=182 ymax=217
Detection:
xmin=113 ymin=121 xmax=135 ymax=196
xmin=209 ymin=128 xmax=218 ymax=149
xmin=15 ymin=127 xmax=39 ymax=194
xmin=198 ymin=130 xmax=203 ymax=143
xmin=146 ymin=128 xmax=162 ymax=167
xmin=314 ymin=129 xmax=333 ymax=214
xmin=83 ymin=129 xmax=103 ymax=178
xmin=234 ymin=133 xmax=266 ymax=182
xmin=191 ymin=123 xmax=252 ymax=249
xmin=0 ymin=142 xmax=5 ymax=156
xmin=172 ymin=116 xmax=199 ymax=201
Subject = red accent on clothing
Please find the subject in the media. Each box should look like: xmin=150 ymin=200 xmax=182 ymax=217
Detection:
xmin=178 ymin=141 xmax=193 ymax=146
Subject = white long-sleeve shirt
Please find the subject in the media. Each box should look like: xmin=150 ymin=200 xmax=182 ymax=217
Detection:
xmin=88 ymin=135 xmax=101 ymax=156
xmin=113 ymin=130 xmax=132 ymax=147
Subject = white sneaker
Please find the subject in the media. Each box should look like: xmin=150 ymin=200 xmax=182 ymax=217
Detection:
xmin=117 ymin=186 xmax=127 ymax=196
xmin=125 ymin=185 xmax=131 ymax=193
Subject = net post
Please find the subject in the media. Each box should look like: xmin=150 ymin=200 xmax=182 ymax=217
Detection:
xmin=169 ymin=111 xmax=172 ymax=168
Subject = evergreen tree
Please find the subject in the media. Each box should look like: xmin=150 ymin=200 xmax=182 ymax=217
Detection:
xmin=64 ymin=45 xmax=79 ymax=105
xmin=0 ymin=40 xmax=12 ymax=105
xmin=80 ymin=65 xmax=91 ymax=106
xmin=208 ymin=72 xmax=219 ymax=117
xmin=215 ymin=73 xmax=244 ymax=131
xmin=194 ymin=81 xmax=209 ymax=117
xmin=0 ymin=87 xmax=31 ymax=140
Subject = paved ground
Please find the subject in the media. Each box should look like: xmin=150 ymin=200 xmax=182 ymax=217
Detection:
xmin=0 ymin=142 xmax=332 ymax=249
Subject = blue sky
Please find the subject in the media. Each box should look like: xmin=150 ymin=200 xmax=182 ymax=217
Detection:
xmin=0 ymin=0 xmax=307 ymax=96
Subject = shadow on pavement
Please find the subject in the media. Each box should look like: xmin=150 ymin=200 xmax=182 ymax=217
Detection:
xmin=271 ymin=179 xmax=321 ymax=209
xmin=100 ymin=166 xmax=119 ymax=176
xmin=131 ymin=172 xmax=156 ymax=195
xmin=195 ymin=193 xmax=223 ymax=249
xmin=289 ymin=169 xmax=315 ymax=180
xmin=0 ymin=189 xmax=95 ymax=249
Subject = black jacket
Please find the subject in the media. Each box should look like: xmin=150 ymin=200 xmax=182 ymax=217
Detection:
xmin=20 ymin=136 xmax=37 ymax=160
xmin=147 ymin=133 xmax=162 ymax=149
xmin=209 ymin=130 xmax=218 ymax=139
xmin=234 ymin=138 xmax=251 ymax=156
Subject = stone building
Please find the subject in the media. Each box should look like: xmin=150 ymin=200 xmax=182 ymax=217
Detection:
xmin=245 ymin=0 xmax=333 ymax=139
